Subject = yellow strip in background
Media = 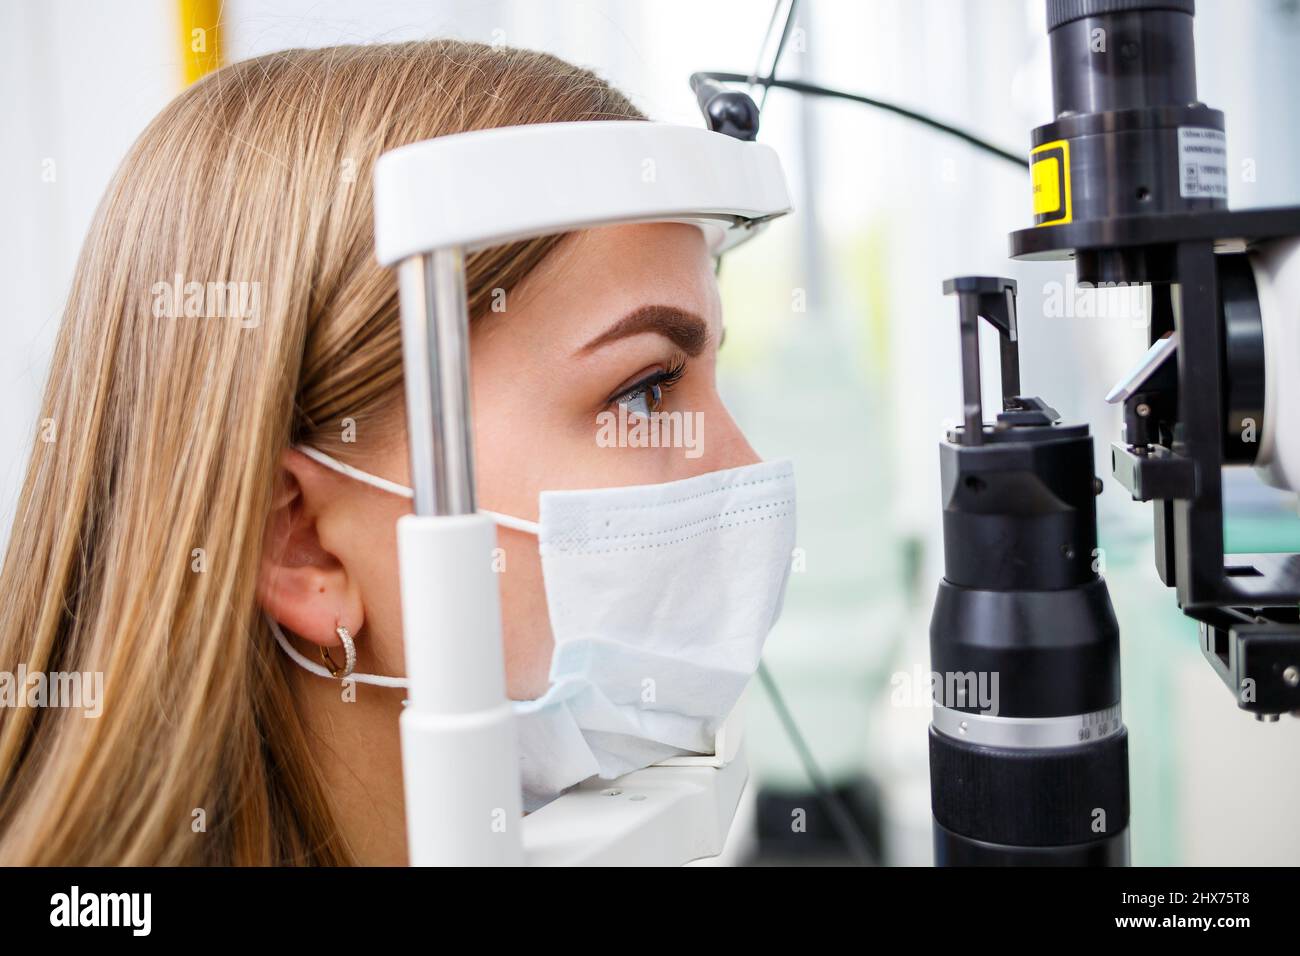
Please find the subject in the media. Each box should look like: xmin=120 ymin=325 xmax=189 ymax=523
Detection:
xmin=178 ymin=0 xmax=223 ymax=86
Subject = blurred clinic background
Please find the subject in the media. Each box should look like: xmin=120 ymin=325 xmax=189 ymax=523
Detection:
xmin=3 ymin=0 xmax=1299 ymax=864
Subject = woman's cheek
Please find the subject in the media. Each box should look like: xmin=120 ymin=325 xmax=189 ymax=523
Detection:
xmin=495 ymin=527 xmax=553 ymax=699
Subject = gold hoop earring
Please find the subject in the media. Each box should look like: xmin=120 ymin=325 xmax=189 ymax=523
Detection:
xmin=320 ymin=624 xmax=356 ymax=680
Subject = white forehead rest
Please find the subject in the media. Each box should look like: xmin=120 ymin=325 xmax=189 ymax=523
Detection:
xmin=373 ymin=120 xmax=792 ymax=265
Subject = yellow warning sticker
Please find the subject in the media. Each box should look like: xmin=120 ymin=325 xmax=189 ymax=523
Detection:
xmin=1030 ymin=139 xmax=1071 ymax=226
xmin=1032 ymin=157 xmax=1060 ymax=213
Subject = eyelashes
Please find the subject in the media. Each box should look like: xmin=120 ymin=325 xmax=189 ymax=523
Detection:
xmin=609 ymin=355 xmax=688 ymax=416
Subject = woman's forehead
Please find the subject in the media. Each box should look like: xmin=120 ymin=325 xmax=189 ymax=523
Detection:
xmin=475 ymin=222 xmax=721 ymax=349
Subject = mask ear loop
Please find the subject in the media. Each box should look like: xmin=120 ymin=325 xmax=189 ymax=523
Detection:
xmin=265 ymin=614 xmax=410 ymax=690
xmin=293 ymin=444 xmax=541 ymax=536
xmin=296 ymin=444 xmax=415 ymax=498
xmin=482 ymin=509 xmax=541 ymax=535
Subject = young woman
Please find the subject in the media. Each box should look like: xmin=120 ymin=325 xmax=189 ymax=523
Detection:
xmin=0 ymin=39 xmax=793 ymax=865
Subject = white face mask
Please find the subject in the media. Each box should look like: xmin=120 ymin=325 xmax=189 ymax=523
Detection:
xmin=274 ymin=446 xmax=796 ymax=809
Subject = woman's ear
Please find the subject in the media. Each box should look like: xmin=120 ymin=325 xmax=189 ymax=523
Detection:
xmin=258 ymin=449 xmax=365 ymax=649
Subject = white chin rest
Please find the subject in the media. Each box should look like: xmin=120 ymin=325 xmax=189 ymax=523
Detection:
xmin=372 ymin=120 xmax=792 ymax=264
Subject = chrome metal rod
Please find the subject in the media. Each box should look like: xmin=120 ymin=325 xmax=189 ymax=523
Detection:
xmin=397 ymin=248 xmax=477 ymax=516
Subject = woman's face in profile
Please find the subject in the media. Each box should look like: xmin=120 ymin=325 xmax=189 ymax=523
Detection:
xmin=306 ymin=221 xmax=760 ymax=699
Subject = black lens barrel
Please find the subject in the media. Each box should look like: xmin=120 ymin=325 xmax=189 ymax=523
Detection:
xmin=1047 ymin=0 xmax=1198 ymax=116
xmin=940 ymin=425 xmax=1099 ymax=592
xmin=929 ymin=422 xmax=1130 ymax=865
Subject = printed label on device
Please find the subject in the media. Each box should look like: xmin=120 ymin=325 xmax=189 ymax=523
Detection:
xmin=1177 ymin=127 xmax=1228 ymax=200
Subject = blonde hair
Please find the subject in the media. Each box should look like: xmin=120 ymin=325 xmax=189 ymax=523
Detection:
xmin=0 ymin=40 xmax=643 ymax=865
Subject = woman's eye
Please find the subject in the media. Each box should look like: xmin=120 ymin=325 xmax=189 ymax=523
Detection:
xmin=618 ymin=382 xmax=663 ymax=418
xmin=606 ymin=357 xmax=685 ymax=419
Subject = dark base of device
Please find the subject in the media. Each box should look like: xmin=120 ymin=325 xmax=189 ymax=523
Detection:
xmin=934 ymin=821 xmax=1129 ymax=866
xmin=745 ymin=776 xmax=882 ymax=866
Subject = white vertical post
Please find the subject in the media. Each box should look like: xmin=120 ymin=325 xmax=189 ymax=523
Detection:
xmin=395 ymin=249 xmax=523 ymax=866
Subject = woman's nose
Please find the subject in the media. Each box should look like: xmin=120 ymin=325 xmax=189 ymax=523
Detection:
xmin=690 ymin=400 xmax=760 ymax=477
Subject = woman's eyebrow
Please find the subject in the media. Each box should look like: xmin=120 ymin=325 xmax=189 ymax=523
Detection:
xmin=576 ymin=304 xmax=710 ymax=357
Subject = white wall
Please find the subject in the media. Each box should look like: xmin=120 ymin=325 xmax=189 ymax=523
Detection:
xmin=0 ymin=0 xmax=173 ymax=538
